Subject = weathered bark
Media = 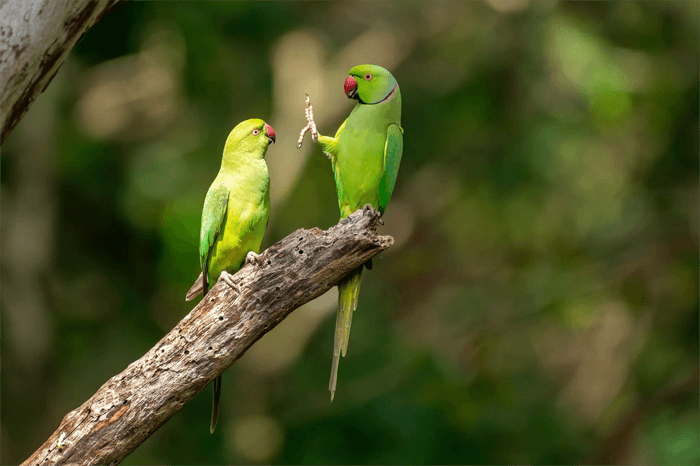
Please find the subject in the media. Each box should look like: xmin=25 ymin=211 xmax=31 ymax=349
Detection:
xmin=22 ymin=207 xmax=392 ymax=466
xmin=0 ymin=0 xmax=124 ymax=145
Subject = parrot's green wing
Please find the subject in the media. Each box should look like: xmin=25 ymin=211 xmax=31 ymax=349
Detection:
xmin=200 ymin=184 xmax=230 ymax=292
xmin=377 ymin=124 xmax=404 ymax=214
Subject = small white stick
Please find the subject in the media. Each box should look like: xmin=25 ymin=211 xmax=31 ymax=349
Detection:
xmin=297 ymin=123 xmax=310 ymax=148
xmin=297 ymin=94 xmax=319 ymax=148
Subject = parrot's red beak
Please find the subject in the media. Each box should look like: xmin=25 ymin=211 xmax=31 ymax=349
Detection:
xmin=344 ymin=75 xmax=358 ymax=100
xmin=264 ymin=123 xmax=276 ymax=144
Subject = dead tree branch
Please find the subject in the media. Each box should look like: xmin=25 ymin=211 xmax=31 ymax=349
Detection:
xmin=22 ymin=207 xmax=393 ymax=466
xmin=0 ymin=0 xmax=124 ymax=145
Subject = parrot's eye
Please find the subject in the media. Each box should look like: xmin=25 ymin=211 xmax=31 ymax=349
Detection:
xmin=364 ymin=73 xmax=373 ymax=81
xmin=252 ymin=129 xmax=260 ymax=135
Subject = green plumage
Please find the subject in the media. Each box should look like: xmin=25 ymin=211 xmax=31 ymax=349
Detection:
xmin=316 ymin=64 xmax=403 ymax=400
xmin=187 ymin=118 xmax=275 ymax=432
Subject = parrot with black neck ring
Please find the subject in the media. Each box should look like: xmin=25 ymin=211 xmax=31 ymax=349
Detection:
xmin=298 ymin=64 xmax=403 ymax=401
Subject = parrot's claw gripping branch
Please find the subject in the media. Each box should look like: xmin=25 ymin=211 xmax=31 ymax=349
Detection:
xmin=22 ymin=208 xmax=393 ymax=466
xmin=220 ymin=271 xmax=239 ymax=295
xmin=297 ymin=94 xmax=319 ymax=148
xmin=245 ymin=251 xmax=263 ymax=267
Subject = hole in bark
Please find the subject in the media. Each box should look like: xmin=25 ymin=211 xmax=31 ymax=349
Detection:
xmin=219 ymin=316 xmax=224 ymax=321
xmin=210 ymin=298 xmax=214 ymax=302
xmin=208 ymin=346 xmax=213 ymax=351
xmin=275 ymin=286 xmax=280 ymax=291
xmin=299 ymin=250 xmax=303 ymax=254
xmin=184 ymin=350 xmax=189 ymax=355
xmin=161 ymin=349 xmax=165 ymax=352
xmin=267 ymin=260 xmax=271 ymax=265
xmin=299 ymin=237 xmax=303 ymax=241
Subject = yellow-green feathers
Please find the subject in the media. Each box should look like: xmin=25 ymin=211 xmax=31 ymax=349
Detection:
xmin=187 ymin=118 xmax=275 ymax=432
xmin=192 ymin=119 xmax=274 ymax=296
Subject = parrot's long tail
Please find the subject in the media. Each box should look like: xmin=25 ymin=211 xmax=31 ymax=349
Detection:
xmin=210 ymin=375 xmax=221 ymax=433
xmin=329 ymin=265 xmax=363 ymax=401
xmin=189 ymin=272 xmax=220 ymax=433
xmin=186 ymin=273 xmax=204 ymax=301
xmin=199 ymin=276 xmax=221 ymax=434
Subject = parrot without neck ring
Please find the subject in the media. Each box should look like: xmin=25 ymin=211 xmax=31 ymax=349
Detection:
xmin=186 ymin=118 xmax=276 ymax=433
xmin=298 ymin=64 xmax=403 ymax=401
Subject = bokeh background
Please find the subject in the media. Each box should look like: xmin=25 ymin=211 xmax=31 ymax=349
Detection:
xmin=2 ymin=1 xmax=698 ymax=464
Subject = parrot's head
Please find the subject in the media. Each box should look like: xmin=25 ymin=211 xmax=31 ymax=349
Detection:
xmin=225 ymin=118 xmax=276 ymax=158
xmin=344 ymin=64 xmax=398 ymax=105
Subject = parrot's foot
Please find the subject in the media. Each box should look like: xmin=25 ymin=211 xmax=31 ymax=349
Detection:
xmin=297 ymin=94 xmax=318 ymax=148
xmin=220 ymin=271 xmax=240 ymax=294
xmin=245 ymin=251 xmax=263 ymax=267
xmin=361 ymin=204 xmax=383 ymax=224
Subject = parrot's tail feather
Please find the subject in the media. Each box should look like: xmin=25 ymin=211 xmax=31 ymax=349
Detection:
xmin=186 ymin=273 xmax=205 ymax=301
xmin=340 ymin=267 xmax=362 ymax=357
xmin=197 ymin=275 xmax=217 ymax=434
xmin=329 ymin=266 xmax=363 ymax=400
xmin=210 ymin=375 xmax=221 ymax=434
xmin=329 ymin=342 xmax=340 ymax=402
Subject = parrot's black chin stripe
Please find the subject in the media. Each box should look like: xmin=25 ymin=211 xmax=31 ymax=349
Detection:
xmin=356 ymin=84 xmax=399 ymax=106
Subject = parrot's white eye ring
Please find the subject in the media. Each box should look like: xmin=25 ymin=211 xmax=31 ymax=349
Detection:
xmin=364 ymin=73 xmax=373 ymax=81
xmin=252 ymin=129 xmax=260 ymax=135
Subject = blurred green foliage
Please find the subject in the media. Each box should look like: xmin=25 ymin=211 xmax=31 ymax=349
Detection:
xmin=2 ymin=1 xmax=698 ymax=464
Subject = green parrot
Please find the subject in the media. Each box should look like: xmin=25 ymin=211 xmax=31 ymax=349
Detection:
xmin=186 ymin=118 xmax=276 ymax=433
xmin=298 ymin=64 xmax=403 ymax=401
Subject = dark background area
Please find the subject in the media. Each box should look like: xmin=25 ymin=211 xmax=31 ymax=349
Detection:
xmin=2 ymin=1 xmax=698 ymax=464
